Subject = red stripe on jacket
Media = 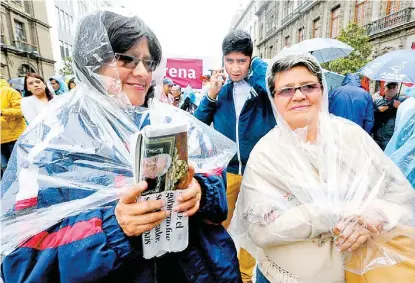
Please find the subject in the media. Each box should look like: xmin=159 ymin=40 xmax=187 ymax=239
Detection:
xmin=15 ymin=197 xmax=38 ymax=211
xmin=203 ymin=167 xmax=224 ymax=177
xmin=19 ymin=218 xmax=103 ymax=250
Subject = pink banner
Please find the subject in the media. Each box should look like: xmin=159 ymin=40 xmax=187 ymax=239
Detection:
xmin=165 ymin=58 xmax=203 ymax=89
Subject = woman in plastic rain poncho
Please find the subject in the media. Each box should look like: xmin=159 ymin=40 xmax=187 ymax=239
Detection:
xmin=229 ymin=51 xmax=415 ymax=283
xmin=385 ymin=97 xmax=415 ymax=188
xmin=0 ymin=10 xmax=241 ymax=283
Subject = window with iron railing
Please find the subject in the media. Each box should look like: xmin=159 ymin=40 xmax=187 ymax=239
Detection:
xmin=365 ymin=7 xmax=414 ymax=35
xmin=386 ymin=0 xmax=400 ymax=15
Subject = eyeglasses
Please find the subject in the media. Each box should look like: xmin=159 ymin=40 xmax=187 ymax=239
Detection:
xmin=114 ymin=53 xmax=157 ymax=72
xmin=273 ymin=83 xmax=322 ymax=97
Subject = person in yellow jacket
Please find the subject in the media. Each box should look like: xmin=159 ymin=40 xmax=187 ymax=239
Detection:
xmin=1 ymin=79 xmax=26 ymax=175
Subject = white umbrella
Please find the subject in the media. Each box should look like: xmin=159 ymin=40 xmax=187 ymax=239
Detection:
xmin=287 ymin=38 xmax=354 ymax=63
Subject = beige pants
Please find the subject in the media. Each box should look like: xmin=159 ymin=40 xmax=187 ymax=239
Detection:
xmin=223 ymin=172 xmax=256 ymax=282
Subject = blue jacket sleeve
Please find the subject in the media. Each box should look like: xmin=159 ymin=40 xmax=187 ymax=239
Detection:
xmin=1 ymin=207 xmax=142 ymax=283
xmin=194 ymin=170 xmax=228 ymax=224
xmin=194 ymin=95 xmax=217 ymax=125
xmin=364 ymin=93 xmax=375 ymax=134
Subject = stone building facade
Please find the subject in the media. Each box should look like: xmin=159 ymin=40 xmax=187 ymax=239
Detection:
xmin=1 ymin=0 xmax=55 ymax=80
xmin=232 ymin=0 xmax=415 ymax=60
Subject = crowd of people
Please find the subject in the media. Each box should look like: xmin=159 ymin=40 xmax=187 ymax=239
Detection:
xmin=158 ymin=77 xmax=202 ymax=114
xmin=1 ymin=72 xmax=77 ymax=176
xmin=0 ymin=9 xmax=414 ymax=283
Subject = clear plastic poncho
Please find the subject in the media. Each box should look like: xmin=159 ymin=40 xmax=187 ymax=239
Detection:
xmin=1 ymin=9 xmax=236 ymax=259
xmin=385 ymin=97 xmax=415 ymax=188
xmin=229 ymin=51 xmax=415 ymax=282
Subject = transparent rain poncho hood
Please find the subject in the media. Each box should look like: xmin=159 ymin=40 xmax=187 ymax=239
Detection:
xmin=1 ymin=9 xmax=236 ymax=258
xmin=229 ymin=51 xmax=415 ymax=280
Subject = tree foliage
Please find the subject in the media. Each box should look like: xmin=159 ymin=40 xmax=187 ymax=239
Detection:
xmin=58 ymin=57 xmax=74 ymax=76
xmin=323 ymin=23 xmax=373 ymax=75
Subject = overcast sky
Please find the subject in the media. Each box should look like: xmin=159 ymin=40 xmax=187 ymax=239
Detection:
xmin=124 ymin=0 xmax=246 ymax=67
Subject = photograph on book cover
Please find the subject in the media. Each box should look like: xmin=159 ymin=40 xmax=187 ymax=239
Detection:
xmin=140 ymin=131 xmax=188 ymax=196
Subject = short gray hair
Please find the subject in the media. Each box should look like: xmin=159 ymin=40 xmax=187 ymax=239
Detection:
xmin=268 ymin=53 xmax=323 ymax=97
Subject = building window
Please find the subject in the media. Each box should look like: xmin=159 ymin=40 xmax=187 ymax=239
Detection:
xmin=69 ymin=44 xmax=73 ymax=56
xmin=312 ymin=18 xmax=320 ymax=38
xmin=69 ymin=16 xmax=73 ymax=33
xmin=355 ymin=0 xmax=368 ymax=26
xmin=60 ymin=40 xmax=65 ymax=58
xmin=285 ymin=36 xmax=290 ymax=47
xmin=269 ymin=45 xmax=273 ymax=58
xmin=265 ymin=3 xmax=277 ymax=34
xmin=56 ymin=7 xmax=61 ymax=28
xmin=17 ymin=64 xmax=36 ymax=76
xmin=64 ymin=42 xmax=69 ymax=57
xmin=298 ymin=27 xmax=304 ymax=43
xmin=283 ymin=0 xmax=293 ymax=18
xmin=330 ymin=6 xmax=341 ymax=38
xmin=60 ymin=10 xmax=65 ymax=31
xmin=386 ymin=0 xmax=400 ymax=15
xmin=65 ymin=13 xmax=70 ymax=32
xmin=260 ymin=23 xmax=264 ymax=40
xmin=14 ymin=20 xmax=26 ymax=42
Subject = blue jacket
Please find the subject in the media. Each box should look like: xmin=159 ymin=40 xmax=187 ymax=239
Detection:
xmin=1 ymin=114 xmax=241 ymax=283
xmin=50 ymin=76 xmax=68 ymax=95
xmin=194 ymin=57 xmax=276 ymax=175
xmin=328 ymin=73 xmax=374 ymax=134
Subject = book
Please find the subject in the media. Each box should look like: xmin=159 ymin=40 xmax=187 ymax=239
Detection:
xmin=130 ymin=123 xmax=189 ymax=259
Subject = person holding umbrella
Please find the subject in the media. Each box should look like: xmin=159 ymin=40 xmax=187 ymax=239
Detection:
xmin=373 ymin=81 xmax=407 ymax=150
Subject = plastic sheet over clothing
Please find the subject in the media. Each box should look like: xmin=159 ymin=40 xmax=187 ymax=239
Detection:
xmin=0 ymin=9 xmax=236 ymax=261
xmin=229 ymin=51 xmax=415 ymax=282
xmin=385 ymin=97 xmax=415 ymax=188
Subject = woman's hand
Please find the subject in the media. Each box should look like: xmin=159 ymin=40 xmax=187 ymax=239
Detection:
xmin=174 ymin=164 xmax=202 ymax=217
xmin=334 ymin=216 xmax=383 ymax=252
xmin=115 ymin=182 xmax=170 ymax=237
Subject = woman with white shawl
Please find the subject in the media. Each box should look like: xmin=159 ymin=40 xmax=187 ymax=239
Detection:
xmin=230 ymin=51 xmax=415 ymax=283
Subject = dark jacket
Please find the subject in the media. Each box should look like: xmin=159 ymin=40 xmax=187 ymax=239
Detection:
xmin=1 ymin=113 xmax=241 ymax=283
xmin=328 ymin=73 xmax=374 ymax=134
xmin=194 ymin=57 xmax=276 ymax=175
xmin=373 ymin=95 xmax=407 ymax=150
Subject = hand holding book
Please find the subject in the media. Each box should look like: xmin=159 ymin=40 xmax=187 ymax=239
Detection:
xmin=173 ymin=165 xmax=202 ymax=217
xmin=115 ymin=182 xmax=170 ymax=237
